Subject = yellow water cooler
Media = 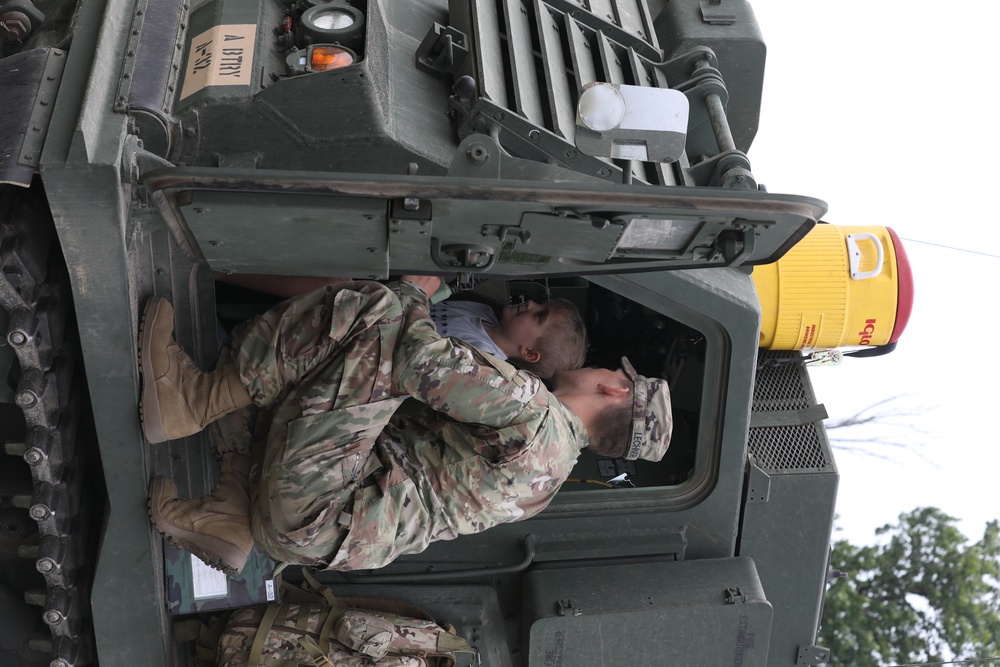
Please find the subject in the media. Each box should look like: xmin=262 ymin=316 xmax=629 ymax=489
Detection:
xmin=752 ymin=224 xmax=914 ymax=350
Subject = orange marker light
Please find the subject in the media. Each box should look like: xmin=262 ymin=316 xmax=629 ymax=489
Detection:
xmin=309 ymin=45 xmax=354 ymax=71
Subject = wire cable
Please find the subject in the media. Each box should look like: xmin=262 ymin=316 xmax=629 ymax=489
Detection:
xmin=900 ymin=237 xmax=1000 ymax=260
xmin=888 ymin=657 xmax=1000 ymax=666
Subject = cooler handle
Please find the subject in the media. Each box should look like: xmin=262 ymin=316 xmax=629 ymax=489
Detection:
xmin=847 ymin=233 xmax=884 ymax=280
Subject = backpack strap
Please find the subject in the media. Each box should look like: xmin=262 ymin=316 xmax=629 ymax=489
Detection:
xmin=173 ymin=615 xmax=229 ymax=667
xmin=300 ymin=567 xmax=344 ymax=612
xmin=248 ymin=605 xmax=281 ymax=667
xmin=297 ymin=636 xmax=334 ymax=667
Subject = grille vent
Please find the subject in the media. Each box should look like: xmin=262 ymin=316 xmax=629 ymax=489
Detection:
xmin=750 ymin=351 xmax=834 ymax=473
xmin=748 ymin=424 xmax=829 ymax=472
xmin=459 ymin=0 xmax=677 ymax=184
xmin=752 ymin=351 xmax=809 ymax=412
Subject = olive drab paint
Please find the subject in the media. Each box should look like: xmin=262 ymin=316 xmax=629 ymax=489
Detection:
xmin=0 ymin=0 xmax=872 ymax=664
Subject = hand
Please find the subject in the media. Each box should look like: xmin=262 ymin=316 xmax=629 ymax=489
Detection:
xmin=400 ymin=275 xmax=441 ymax=297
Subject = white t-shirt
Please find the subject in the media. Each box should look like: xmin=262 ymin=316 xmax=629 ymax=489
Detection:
xmin=428 ymin=300 xmax=506 ymax=360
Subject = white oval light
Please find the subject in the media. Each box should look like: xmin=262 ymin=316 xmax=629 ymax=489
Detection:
xmin=578 ymin=83 xmax=626 ymax=132
xmin=312 ymin=9 xmax=355 ymax=30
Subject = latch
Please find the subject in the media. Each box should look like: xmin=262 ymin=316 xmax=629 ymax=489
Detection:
xmin=480 ymin=225 xmax=531 ymax=247
xmin=700 ymin=0 xmax=736 ymax=25
xmin=415 ymin=23 xmax=469 ymax=78
xmin=430 ymin=239 xmax=496 ymax=272
xmin=723 ymin=587 xmax=746 ymax=604
xmin=556 ymin=598 xmax=583 ymax=617
xmin=709 ymin=221 xmax=773 ymax=266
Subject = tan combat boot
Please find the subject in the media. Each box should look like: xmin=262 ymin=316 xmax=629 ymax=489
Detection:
xmin=148 ymin=453 xmax=254 ymax=575
xmin=139 ymin=296 xmax=252 ymax=444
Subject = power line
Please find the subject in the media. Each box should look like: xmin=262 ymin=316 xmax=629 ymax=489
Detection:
xmin=900 ymin=237 xmax=1000 ymax=260
xmin=889 ymin=657 xmax=1000 ymax=666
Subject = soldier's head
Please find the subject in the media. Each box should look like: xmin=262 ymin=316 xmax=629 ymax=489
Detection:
xmin=550 ymin=357 xmax=672 ymax=461
xmin=489 ymin=299 xmax=587 ymax=379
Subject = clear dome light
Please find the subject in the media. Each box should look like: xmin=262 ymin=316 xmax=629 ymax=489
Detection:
xmin=312 ymin=9 xmax=355 ymax=30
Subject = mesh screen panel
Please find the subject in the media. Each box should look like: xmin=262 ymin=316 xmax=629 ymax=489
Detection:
xmin=748 ymin=424 xmax=829 ymax=472
xmin=750 ymin=352 xmax=833 ymax=472
xmin=752 ymin=352 xmax=809 ymax=412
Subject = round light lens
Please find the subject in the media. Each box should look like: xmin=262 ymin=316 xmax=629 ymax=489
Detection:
xmin=309 ymin=45 xmax=355 ymax=71
xmin=578 ymin=83 xmax=626 ymax=132
xmin=312 ymin=9 xmax=355 ymax=30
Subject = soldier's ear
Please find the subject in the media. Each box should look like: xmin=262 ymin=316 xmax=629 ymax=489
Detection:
xmin=597 ymin=382 xmax=630 ymax=399
xmin=519 ymin=346 xmax=541 ymax=363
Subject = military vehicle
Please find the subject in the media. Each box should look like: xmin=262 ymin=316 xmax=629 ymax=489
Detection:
xmin=1 ymin=0 xmax=854 ymax=664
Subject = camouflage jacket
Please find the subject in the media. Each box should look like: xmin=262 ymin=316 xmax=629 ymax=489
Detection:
xmin=328 ymin=283 xmax=588 ymax=570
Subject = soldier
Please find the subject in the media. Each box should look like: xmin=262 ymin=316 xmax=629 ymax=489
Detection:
xmin=140 ymin=277 xmax=671 ymax=574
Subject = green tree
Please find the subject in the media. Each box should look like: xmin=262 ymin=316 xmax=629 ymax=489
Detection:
xmin=820 ymin=507 xmax=1000 ymax=666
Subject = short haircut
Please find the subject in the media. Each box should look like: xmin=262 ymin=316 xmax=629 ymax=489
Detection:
xmin=515 ymin=298 xmax=587 ymax=379
xmin=585 ymin=380 xmax=633 ymax=458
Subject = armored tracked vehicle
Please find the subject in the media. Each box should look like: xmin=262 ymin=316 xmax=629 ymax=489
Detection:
xmin=0 ymin=0 xmax=844 ymax=664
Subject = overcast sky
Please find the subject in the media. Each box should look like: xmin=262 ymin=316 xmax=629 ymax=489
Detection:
xmin=746 ymin=1 xmax=1000 ymax=547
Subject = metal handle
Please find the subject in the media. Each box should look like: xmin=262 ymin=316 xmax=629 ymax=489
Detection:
xmin=337 ymin=534 xmax=537 ymax=584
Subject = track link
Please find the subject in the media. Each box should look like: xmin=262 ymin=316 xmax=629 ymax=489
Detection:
xmin=0 ymin=181 xmax=100 ymax=667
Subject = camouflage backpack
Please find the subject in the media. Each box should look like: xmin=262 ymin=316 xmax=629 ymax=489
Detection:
xmin=185 ymin=570 xmax=477 ymax=667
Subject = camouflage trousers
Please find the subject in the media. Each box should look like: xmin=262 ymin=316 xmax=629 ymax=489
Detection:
xmin=232 ymin=282 xmax=406 ymax=566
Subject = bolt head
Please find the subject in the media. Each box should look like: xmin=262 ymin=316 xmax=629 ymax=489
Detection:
xmin=8 ymin=331 xmax=28 ymax=346
xmin=466 ymin=144 xmax=489 ymax=164
xmin=16 ymin=390 xmax=37 ymax=408
xmin=0 ymin=11 xmax=30 ymax=43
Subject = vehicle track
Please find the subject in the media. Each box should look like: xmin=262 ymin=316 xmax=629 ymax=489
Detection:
xmin=0 ymin=180 xmax=101 ymax=667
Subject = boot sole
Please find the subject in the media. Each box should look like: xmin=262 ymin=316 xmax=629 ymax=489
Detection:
xmin=138 ymin=297 xmax=169 ymax=444
xmin=148 ymin=477 xmax=249 ymax=576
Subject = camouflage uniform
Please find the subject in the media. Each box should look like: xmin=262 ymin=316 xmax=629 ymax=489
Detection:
xmin=235 ymin=281 xmax=588 ymax=570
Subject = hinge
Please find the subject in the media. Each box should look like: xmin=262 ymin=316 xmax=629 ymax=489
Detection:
xmin=115 ymin=0 xmax=151 ymax=112
xmin=723 ymin=587 xmax=746 ymax=604
xmin=17 ymin=49 xmax=67 ymax=172
xmin=797 ymin=645 xmax=831 ymax=665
